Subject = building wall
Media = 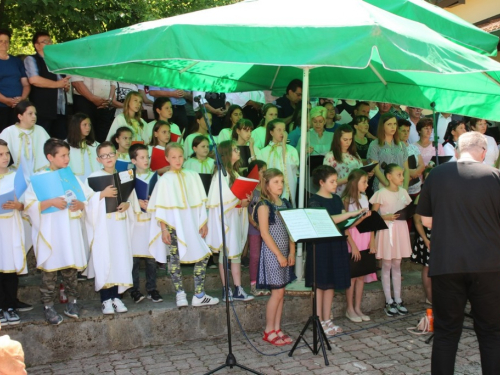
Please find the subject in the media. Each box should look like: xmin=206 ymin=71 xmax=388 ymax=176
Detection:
xmin=445 ymin=0 xmax=500 ymax=24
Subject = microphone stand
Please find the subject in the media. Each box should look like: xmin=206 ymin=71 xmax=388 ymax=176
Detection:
xmin=196 ymin=97 xmax=261 ymax=375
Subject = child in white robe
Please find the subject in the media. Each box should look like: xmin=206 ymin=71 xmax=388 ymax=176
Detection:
xmin=24 ymin=139 xmax=92 ymax=325
xmin=84 ymin=141 xmax=135 ymax=315
xmin=148 ymin=143 xmax=219 ymax=307
xmin=66 ymin=113 xmax=100 ymax=182
xmin=0 ymin=101 xmax=50 ymax=181
xmin=128 ymin=144 xmax=162 ymax=303
xmin=183 ymin=135 xmax=215 ymax=174
xmin=254 ymin=119 xmax=299 ymax=207
xmin=0 ymin=140 xmax=29 ymax=326
xmin=206 ymin=140 xmax=254 ymax=302
xmin=112 ymin=127 xmax=133 ymax=166
xmin=106 ymin=91 xmax=147 ymax=142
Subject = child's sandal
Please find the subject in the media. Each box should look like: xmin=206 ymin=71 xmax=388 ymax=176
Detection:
xmin=262 ymin=330 xmax=287 ymax=346
xmin=275 ymin=329 xmax=293 ymax=344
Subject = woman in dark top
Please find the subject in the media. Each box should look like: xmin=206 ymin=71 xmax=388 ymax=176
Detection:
xmin=306 ymin=165 xmax=366 ymax=336
xmin=0 ymin=29 xmax=30 ymax=131
xmin=352 ymin=115 xmax=370 ymax=161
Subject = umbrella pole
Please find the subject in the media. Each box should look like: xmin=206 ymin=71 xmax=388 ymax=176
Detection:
xmin=431 ymin=102 xmax=439 ymax=166
xmin=295 ymin=67 xmax=310 ymax=281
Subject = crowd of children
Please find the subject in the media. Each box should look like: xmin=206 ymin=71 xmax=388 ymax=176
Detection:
xmin=0 ymin=93 xmax=458 ymax=347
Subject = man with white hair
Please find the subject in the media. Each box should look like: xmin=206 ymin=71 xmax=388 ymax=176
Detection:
xmin=417 ymin=131 xmax=500 ymax=375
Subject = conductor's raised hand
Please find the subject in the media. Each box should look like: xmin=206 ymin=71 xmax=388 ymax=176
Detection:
xmin=51 ymin=197 xmax=67 ymax=210
xmin=69 ymin=200 xmax=85 ymax=212
xmin=199 ymin=223 xmax=208 ymax=238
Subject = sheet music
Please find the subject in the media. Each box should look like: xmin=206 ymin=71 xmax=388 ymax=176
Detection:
xmin=279 ymin=208 xmax=342 ymax=242
xmin=304 ymin=209 xmax=342 ymax=237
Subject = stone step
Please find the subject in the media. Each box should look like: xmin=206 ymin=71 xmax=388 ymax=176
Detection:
xmin=6 ymin=269 xmax=427 ymax=367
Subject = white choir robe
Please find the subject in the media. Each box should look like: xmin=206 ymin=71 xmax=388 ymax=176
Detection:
xmin=68 ymin=142 xmax=101 ymax=182
xmin=131 ymin=171 xmax=155 ymax=258
xmin=206 ymin=172 xmax=248 ymax=259
xmin=84 ymin=170 xmax=136 ymax=293
xmin=143 ymin=120 xmax=182 ymax=145
xmin=0 ymin=170 xmax=30 ymax=274
xmin=217 ymin=128 xmax=232 ymax=143
xmin=106 ymin=114 xmax=148 ymax=142
xmin=183 ymin=157 xmax=215 ymax=174
xmin=24 ymin=169 xmax=92 ymax=272
xmin=148 ymin=169 xmax=211 ymax=263
xmin=0 ymin=125 xmax=50 ymax=179
xmin=255 ymin=142 xmax=299 ymax=206
xmin=250 ymin=126 xmax=267 ymax=151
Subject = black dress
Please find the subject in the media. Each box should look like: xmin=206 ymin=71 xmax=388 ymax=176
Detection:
xmin=305 ymin=194 xmax=351 ymax=290
xmin=412 ymin=227 xmax=431 ymax=267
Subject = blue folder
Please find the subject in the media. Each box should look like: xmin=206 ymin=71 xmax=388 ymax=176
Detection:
xmin=0 ymin=190 xmax=16 ymax=215
xmin=14 ymin=167 xmax=28 ymax=198
xmin=116 ymin=159 xmax=133 ymax=173
xmin=135 ymin=173 xmax=158 ymax=212
xmin=30 ymin=167 xmax=86 ymax=214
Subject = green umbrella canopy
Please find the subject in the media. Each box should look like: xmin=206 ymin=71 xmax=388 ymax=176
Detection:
xmin=45 ymin=0 xmax=500 ymax=120
xmin=366 ymin=0 xmax=499 ymax=56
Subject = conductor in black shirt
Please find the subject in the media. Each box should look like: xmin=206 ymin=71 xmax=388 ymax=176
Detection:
xmin=417 ymin=131 xmax=500 ymax=375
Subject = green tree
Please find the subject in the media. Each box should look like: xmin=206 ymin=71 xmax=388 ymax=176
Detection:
xmin=0 ymin=0 xmax=239 ymax=55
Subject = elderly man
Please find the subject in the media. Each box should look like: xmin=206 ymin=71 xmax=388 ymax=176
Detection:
xmin=417 ymin=131 xmax=500 ymax=375
xmin=24 ymin=31 xmax=71 ymax=139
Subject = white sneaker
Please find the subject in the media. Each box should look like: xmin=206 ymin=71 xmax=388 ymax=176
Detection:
xmin=112 ymin=298 xmax=128 ymax=313
xmin=192 ymin=294 xmax=220 ymax=307
xmin=102 ymin=299 xmax=114 ymax=315
xmin=176 ymin=291 xmax=188 ymax=307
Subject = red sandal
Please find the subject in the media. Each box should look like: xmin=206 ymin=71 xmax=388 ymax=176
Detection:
xmin=275 ymin=329 xmax=293 ymax=345
xmin=262 ymin=330 xmax=287 ymax=346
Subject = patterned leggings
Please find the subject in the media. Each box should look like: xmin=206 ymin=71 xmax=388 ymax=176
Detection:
xmin=168 ymin=227 xmax=209 ymax=295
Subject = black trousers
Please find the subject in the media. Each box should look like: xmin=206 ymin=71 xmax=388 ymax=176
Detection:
xmin=0 ymin=106 xmax=17 ymax=132
xmin=73 ymin=95 xmax=115 ymax=143
xmin=432 ymin=271 xmax=500 ymax=375
xmin=0 ymin=273 xmax=18 ymax=310
xmin=171 ymin=104 xmax=188 ymax=134
xmin=37 ymin=114 xmax=68 ymax=139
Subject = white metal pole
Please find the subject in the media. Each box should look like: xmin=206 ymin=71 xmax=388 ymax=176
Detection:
xmin=294 ymin=67 xmax=310 ymax=281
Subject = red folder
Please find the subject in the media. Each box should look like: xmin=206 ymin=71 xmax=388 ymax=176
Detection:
xmin=231 ymin=177 xmax=259 ymax=207
xmin=150 ymin=146 xmax=169 ymax=171
xmin=170 ymin=133 xmax=180 ymax=143
xmin=246 ymin=165 xmax=259 ymax=180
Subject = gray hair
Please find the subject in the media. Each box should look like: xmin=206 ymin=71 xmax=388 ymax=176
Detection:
xmin=458 ymin=131 xmax=487 ymax=154
xmin=309 ymin=106 xmax=327 ymax=121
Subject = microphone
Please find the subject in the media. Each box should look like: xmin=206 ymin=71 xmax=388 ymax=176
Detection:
xmin=193 ymin=95 xmax=202 ymax=103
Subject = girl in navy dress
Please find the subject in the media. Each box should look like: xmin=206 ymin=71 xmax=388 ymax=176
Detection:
xmin=255 ymin=168 xmax=296 ymax=346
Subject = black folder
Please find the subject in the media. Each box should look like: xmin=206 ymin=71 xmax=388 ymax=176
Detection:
xmin=407 ymin=154 xmax=420 ymax=187
xmin=198 ymin=173 xmax=212 ymax=196
xmin=87 ymin=170 xmax=135 ymax=213
xmin=355 ymin=211 xmax=388 ymax=233
xmin=238 ymin=145 xmax=251 ymax=169
xmin=360 ymin=162 xmax=377 ymax=173
xmin=395 ymin=203 xmax=416 ymax=220
xmin=337 ymin=212 xmax=366 ymax=231
xmin=350 ymin=251 xmax=377 ymax=278
xmin=430 ymin=155 xmax=453 ymax=165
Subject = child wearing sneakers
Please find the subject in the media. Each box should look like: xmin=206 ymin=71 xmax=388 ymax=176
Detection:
xmin=206 ymin=140 xmax=254 ymax=303
xmin=128 ymin=144 xmax=162 ymax=303
xmin=0 ymin=140 xmax=29 ymax=326
xmin=25 ymin=139 xmax=92 ymax=324
xmin=148 ymin=143 xmax=219 ymax=307
xmin=85 ymin=141 xmax=135 ymax=315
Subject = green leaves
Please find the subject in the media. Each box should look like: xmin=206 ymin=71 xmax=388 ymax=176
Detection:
xmin=1 ymin=0 xmax=240 ymax=55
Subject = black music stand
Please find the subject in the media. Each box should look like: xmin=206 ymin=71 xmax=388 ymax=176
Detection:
xmin=277 ymin=208 xmax=345 ymax=366
xmin=288 ymin=239 xmax=334 ymax=365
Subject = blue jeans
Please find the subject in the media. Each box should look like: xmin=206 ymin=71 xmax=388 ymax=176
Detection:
xmin=132 ymin=257 xmax=157 ymax=292
xmin=100 ymin=286 xmax=119 ymax=302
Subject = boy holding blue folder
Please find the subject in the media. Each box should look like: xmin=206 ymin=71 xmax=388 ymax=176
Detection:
xmin=128 ymin=144 xmax=162 ymax=303
xmin=24 ymin=139 xmax=93 ymax=325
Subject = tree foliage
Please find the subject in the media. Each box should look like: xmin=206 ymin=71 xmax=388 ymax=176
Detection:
xmin=0 ymin=0 xmax=239 ymax=55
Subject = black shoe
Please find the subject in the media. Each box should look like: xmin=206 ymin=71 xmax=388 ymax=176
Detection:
xmin=130 ymin=290 xmax=145 ymax=304
xmin=16 ymin=300 xmax=33 ymax=312
xmin=147 ymin=290 xmax=163 ymax=303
